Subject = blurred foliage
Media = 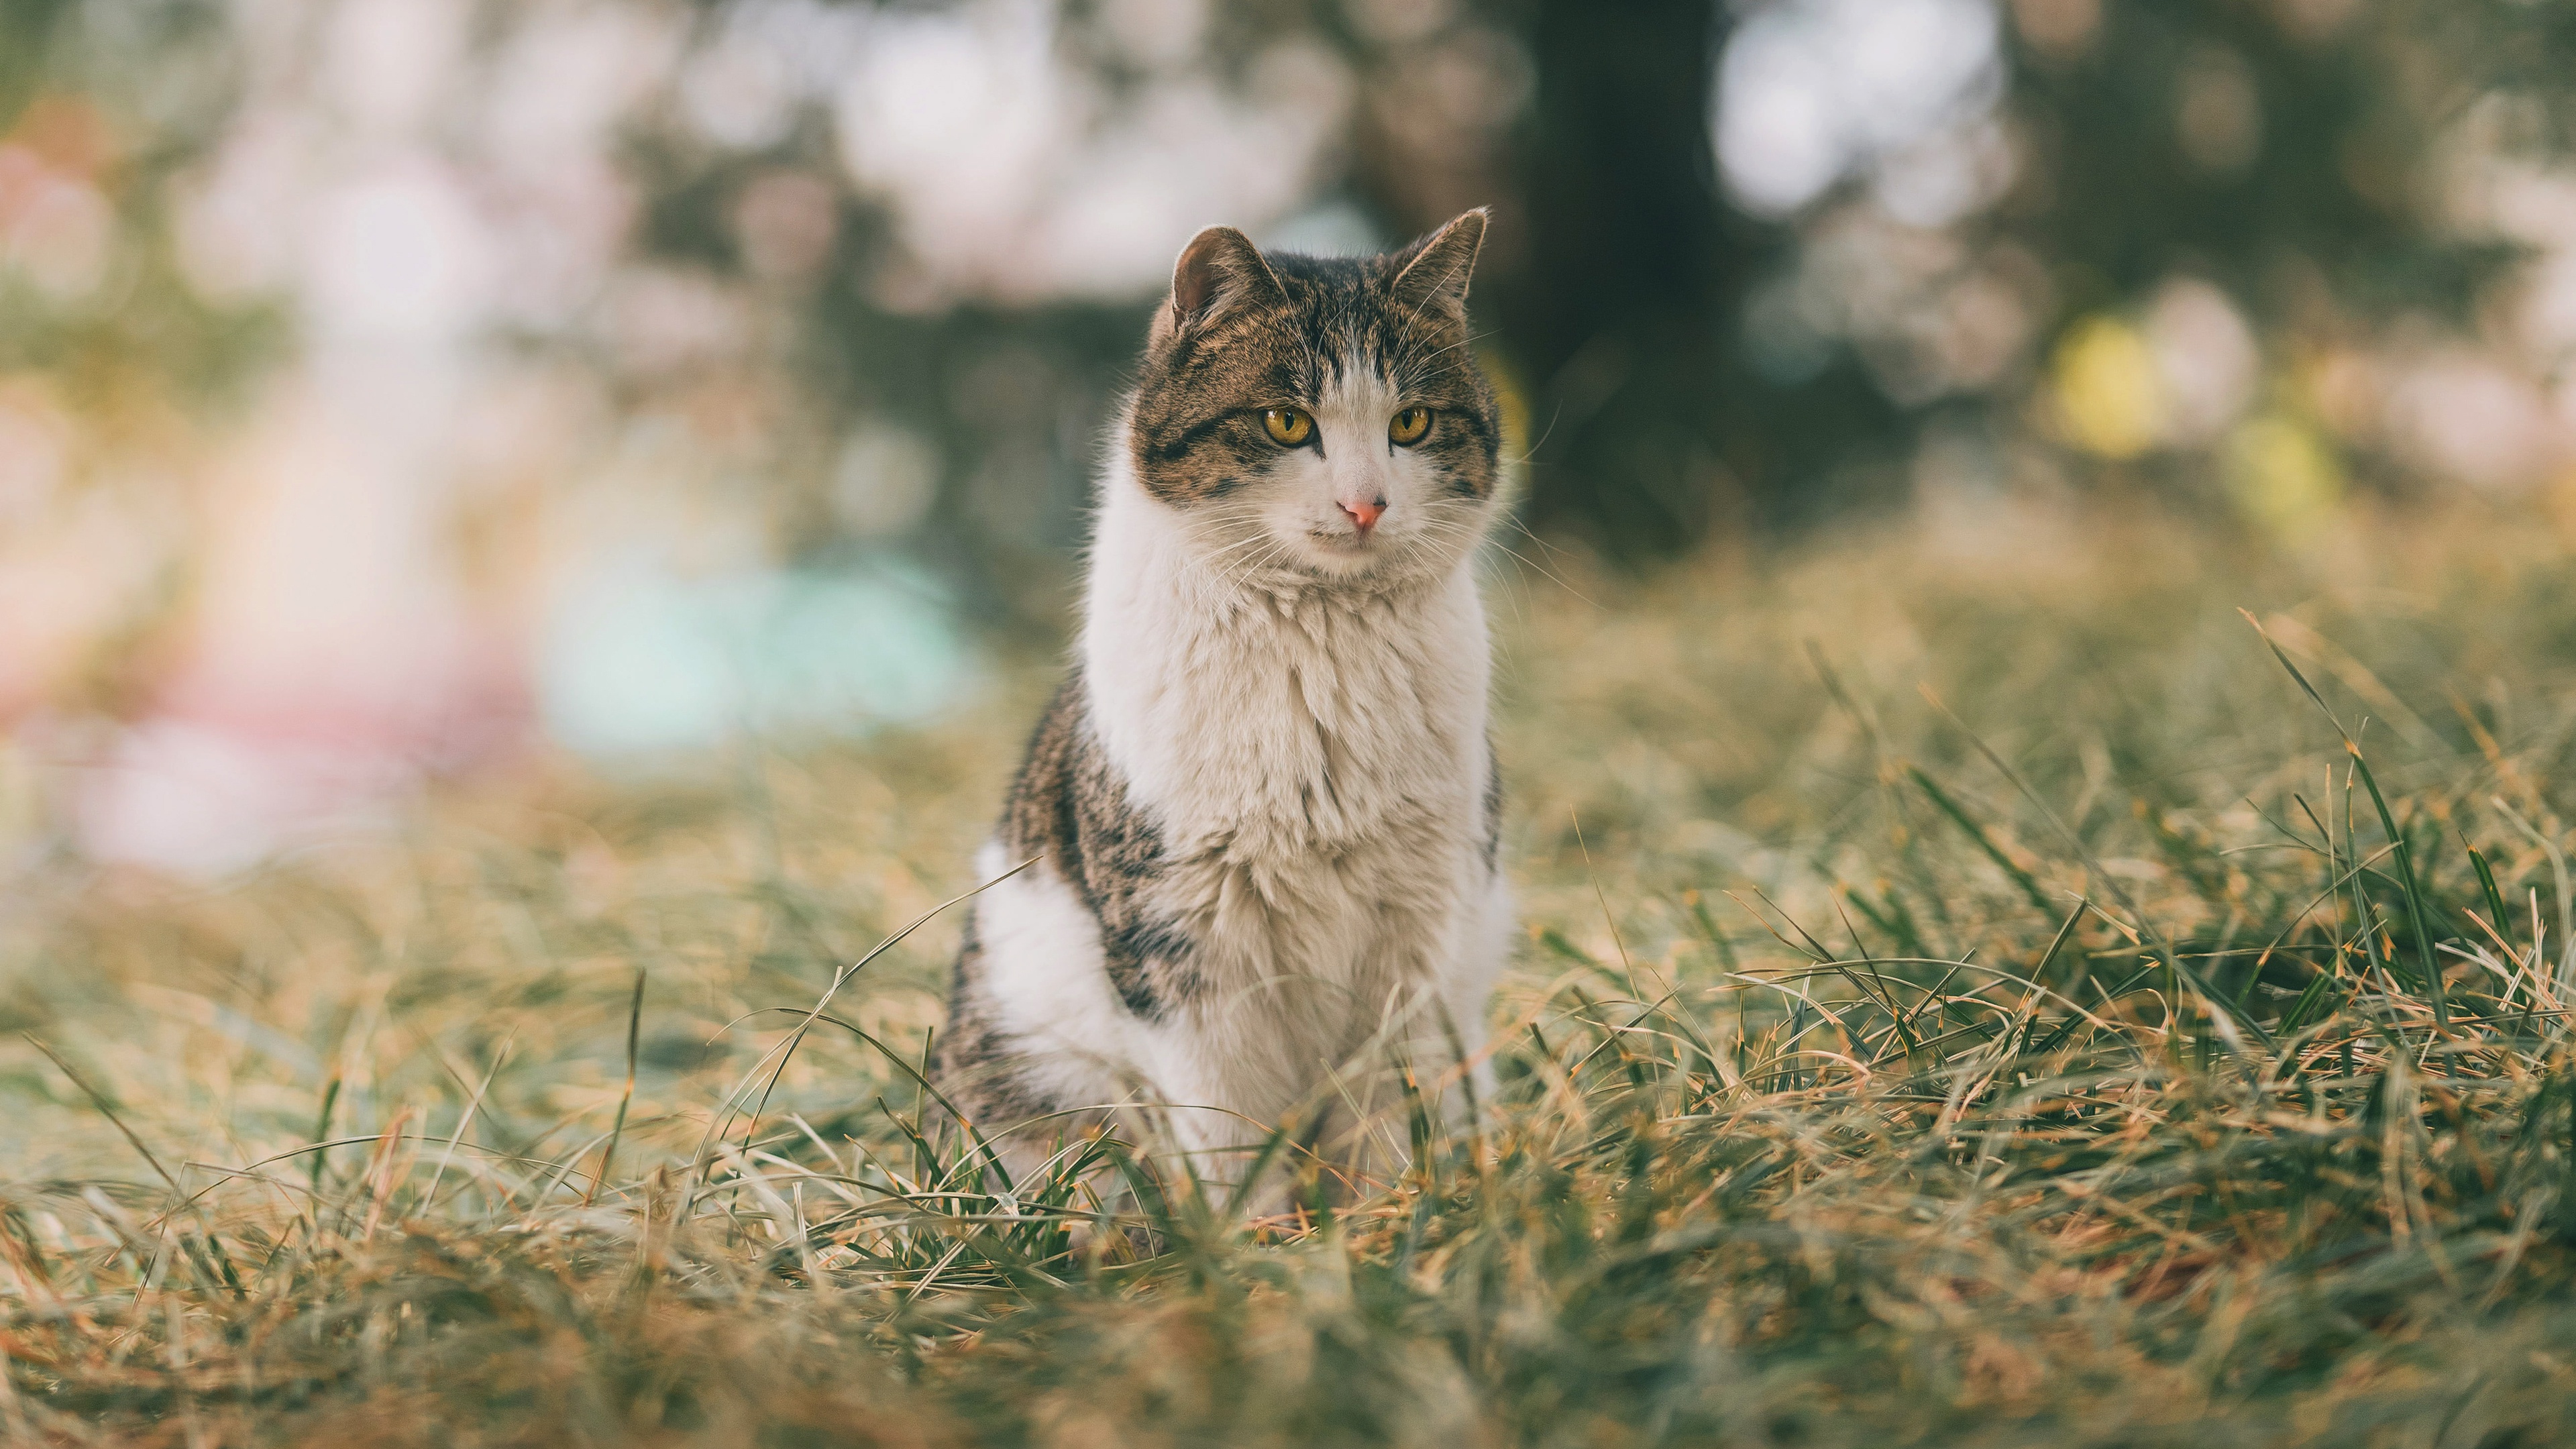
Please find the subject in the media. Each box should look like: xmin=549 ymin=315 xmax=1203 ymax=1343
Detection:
xmin=1488 ymin=0 xmax=2576 ymax=545
xmin=629 ymin=0 xmax=2576 ymax=568
xmin=9 ymin=0 xmax=2576 ymax=592
xmin=0 ymin=1 xmax=281 ymax=418
xmin=716 ymin=0 xmax=2576 ymax=559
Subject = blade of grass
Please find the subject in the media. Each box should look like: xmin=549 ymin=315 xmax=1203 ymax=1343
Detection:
xmin=424 ymin=1032 xmax=515 ymax=1210
xmin=589 ymin=969 xmax=647 ymax=1206
xmin=2466 ymin=838 xmax=2512 ymax=949
xmin=2245 ymin=610 xmax=2449 ymax=1030
xmin=2346 ymin=741 xmax=2450 ymax=1030
xmin=24 ymin=1035 xmax=180 ymax=1197
xmin=308 ymin=1075 xmax=341 ymax=1197
xmin=1907 ymin=765 xmax=2054 ymax=914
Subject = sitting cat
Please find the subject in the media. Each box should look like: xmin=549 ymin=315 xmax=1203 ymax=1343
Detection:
xmin=933 ymin=211 xmax=1511 ymax=1202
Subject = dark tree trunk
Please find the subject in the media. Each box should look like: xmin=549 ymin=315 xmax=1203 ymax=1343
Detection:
xmin=1479 ymin=0 xmax=1754 ymax=557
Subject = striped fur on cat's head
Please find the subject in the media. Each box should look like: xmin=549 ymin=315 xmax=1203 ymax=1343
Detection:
xmin=1123 ymin=211 xmax=1503 ymax=584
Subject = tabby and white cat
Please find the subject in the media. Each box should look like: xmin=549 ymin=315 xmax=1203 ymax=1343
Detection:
xmin=933 ymin=211 xmax=1511 ymax=1195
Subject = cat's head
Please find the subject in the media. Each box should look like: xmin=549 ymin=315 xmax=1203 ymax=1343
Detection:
xmin=1123 ymin=212 xmax=1503 ymax=585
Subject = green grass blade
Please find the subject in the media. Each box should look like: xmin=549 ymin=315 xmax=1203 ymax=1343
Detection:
xmin=2347 ymin=742 xmax=2449 ymax=1030
xmin=1907 ymin=765 xmax=2055 ymax=914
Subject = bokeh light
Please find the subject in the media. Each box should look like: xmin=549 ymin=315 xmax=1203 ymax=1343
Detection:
xmin=5 ymin=0 xmax=2576 ymax=877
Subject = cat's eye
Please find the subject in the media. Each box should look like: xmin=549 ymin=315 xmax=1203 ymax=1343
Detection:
xmin=1389 ymin=407 xmax=1432 ymax=446
xmin=1262 ymin=407 xmax=1315 ymax=447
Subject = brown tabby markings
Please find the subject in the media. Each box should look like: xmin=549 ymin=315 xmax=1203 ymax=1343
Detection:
xmin=1127 ymin=233 xmax=1501 ymax=509
xmin=995 ymin=670 xmax=1196 ymax=1022
xmin=932 ymin=670 xmax=1187 ymax=1131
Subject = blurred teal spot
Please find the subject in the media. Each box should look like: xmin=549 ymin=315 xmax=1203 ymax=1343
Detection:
xmin=539 ymin=557 xmax=977 ymax=757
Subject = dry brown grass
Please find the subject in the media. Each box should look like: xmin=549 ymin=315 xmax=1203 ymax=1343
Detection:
xmin=12 ymin=502 xmax=2576 ymax=1445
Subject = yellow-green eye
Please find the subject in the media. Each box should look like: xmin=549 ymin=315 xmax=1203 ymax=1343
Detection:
xmin=1389 ymin=407 xmax=1432 ymax=446
xmin=1263 ymin=407 xmax=1314 ymax=447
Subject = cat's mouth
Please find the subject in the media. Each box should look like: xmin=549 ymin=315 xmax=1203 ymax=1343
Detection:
xmin=1301 ymin=526 xmax=1391 ymax=568
xmin=1269 ymin=513 xmax=1424 ymax=579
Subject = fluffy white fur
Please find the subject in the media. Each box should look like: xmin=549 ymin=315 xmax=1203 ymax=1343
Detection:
xmin=970 ymin=369 xmax=1509 ymax=1188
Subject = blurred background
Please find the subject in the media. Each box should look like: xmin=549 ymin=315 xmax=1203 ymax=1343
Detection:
xmin=3 ymin=0 xmax=2575 ymax=876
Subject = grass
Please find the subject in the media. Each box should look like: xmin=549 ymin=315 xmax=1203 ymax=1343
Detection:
xmin=14 ymin=503 xmax=2576 ymax=1444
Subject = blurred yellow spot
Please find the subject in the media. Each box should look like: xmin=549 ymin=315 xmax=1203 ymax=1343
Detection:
xmin=2545 ymin=467 xmax=2576 ymax=545
xmin=2224 ymin=414 xmax=2343 ymax=538
xmin=2050 ymin=315 xmax=2164 ymax=460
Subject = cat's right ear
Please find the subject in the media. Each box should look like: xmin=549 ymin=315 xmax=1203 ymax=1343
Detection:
xmin=1160 ymin=226 xmax=1285 ymax=340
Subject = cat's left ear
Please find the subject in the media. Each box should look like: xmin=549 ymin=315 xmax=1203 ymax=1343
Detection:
xmin=1389 ymin=209 xmax=1488 ymax=312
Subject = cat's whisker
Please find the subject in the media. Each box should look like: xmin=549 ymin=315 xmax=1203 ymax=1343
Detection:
xmin=1202 ymin=529 xmax=1295 ymax=595
xmin=1481 ymin=540 xmax=1597 ymax=608
xmin=1196 ymin=530 xmax=1282 ymax=566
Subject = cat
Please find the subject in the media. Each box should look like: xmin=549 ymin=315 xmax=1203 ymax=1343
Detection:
xmin=932 ymin=211 xmax=1511 ymax=1203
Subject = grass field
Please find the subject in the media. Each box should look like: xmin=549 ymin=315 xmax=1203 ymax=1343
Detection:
xmin=13 ymin=502 xmax=2576 ymax=1446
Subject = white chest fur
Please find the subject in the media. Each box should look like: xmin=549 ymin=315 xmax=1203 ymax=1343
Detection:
xmin=1081 ymin=460 xmax=1499 ymax=1094
xmin=1081 ymin=464 xmax=1493 ymax=860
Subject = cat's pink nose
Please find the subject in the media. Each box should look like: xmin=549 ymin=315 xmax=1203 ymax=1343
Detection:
xmin=1341 ymin=497 xmax=1385 ymax=533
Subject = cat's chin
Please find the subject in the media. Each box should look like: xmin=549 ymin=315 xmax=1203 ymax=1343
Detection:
xmin=1284 ymin=529 xmax=1414 ymax=581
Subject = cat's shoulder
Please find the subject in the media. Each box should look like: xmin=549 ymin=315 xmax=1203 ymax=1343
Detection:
xmin=998 ymin=667 xmax=1091 ymax=842
xmin=998 ymin=667 xmax=1162 ymax=865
